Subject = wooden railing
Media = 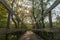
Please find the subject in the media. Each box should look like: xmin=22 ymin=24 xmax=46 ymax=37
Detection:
xmin=0 ymin=27 xmax=60 ymax=35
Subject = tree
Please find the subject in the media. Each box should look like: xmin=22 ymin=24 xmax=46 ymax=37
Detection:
xmin=56 ymin=15 xmax=60 ymax=22
xmin=0 ymin=3 xmax=7 ymax=28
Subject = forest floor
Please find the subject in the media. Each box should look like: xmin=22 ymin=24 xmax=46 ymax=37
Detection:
xmin=18 ymin=31 xmax=43 ymax=40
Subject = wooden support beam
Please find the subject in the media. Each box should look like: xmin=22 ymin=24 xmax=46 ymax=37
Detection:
xmin=5 ymin=12 xmax=11 ymax=40
xmin=44 ymin=0 xmax=60 ymax=17
xmin=49 ymin=11 xmax=53 ymax=28
xmin=38 ymin=0 xmax=60 ymax=21
xmin=0 ymin=0 xmax=21 ymax=22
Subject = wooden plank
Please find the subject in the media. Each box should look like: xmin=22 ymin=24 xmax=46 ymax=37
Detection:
xmin=0 ymin=28 xmax=20 ymax=35
xmin=31 ymin=27 xmax=60 ymax=33
xmin=0 ymin=27 xmax=60 ymax=35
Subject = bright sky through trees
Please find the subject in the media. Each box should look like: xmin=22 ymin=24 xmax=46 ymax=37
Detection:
xmin=44 ymin=0 xmax=60 ymax=22
xmin=18 ymin=0 xmax=60 ymax=22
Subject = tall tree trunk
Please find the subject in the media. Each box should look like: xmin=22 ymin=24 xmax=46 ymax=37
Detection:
xmin=11 ymin=0 xmax=18 ymax=28
xmin=32 ymin=0 xmax=36 ymax=29
xmin=12 ymin=0 xmax=20 ymax=40
xmin=41 ymin=0 xmax=45 ymax=28
xmin=32 ymin=0 xmax=40 ymax=29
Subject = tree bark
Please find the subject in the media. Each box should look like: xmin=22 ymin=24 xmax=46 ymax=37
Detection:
xmin=41 ymin=0 xmax=45 ymax=28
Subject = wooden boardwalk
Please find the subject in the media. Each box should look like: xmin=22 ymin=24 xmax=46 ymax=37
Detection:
xmin=18 ymin=31 xmax=43 ymax=40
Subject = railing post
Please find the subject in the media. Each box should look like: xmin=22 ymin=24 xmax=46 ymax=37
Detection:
xmin=5 ymin=12 xmax=10 ymax=40
xmin=49 ymin=11 xmax=53 ymax=28
xmin=49 ymin=11 xmax=54 ymax=40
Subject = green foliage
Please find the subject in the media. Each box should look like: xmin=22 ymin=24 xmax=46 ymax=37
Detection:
xmin=45 ymin=22 xmax=49 ymax=28
xmin=53 ymin=21 xmax=60 ymax=27
xmin=0 ymin=35 xmax=5 ymax=40
xmin=0 ymin=35 xmax=17 ymax=40
xmin=24 ymin=23 xmax=33 ymax=29
xmin=0 ymin=3 xmax=7 ymax=28
xmin=8 ymin=35 xmax=17 ymax=40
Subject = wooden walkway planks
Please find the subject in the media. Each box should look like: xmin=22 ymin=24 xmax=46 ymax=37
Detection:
xmin=18 ymin=31 xmax=43 ymax=40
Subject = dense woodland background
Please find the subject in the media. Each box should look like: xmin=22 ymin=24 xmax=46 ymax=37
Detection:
xmin=0 ymin=0 xmax=60 ymax=40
